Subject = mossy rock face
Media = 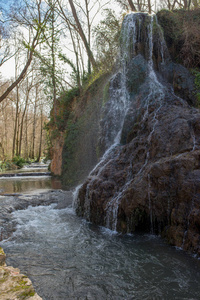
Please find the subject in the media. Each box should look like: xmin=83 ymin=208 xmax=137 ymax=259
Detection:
xmin=0 ymin=265 xmax=42 ymax=299
xmin=61 ymin=74 xmax=111 ymax=188
xmin=156 ymin=10 xmax=183 ymax=63
xmin=0 ymin=247 xmax=6 ymax=266
xmin=157 ymin=9 xmax=200 ymax=68
xmin=0 ymin=248 xmax=42 ymax=300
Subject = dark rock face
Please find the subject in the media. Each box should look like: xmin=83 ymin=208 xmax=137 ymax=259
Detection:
xmin=74 ymin=13 xmax=200 ymax=257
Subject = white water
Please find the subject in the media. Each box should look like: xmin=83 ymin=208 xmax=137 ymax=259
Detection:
xmin=104 ymin=14 xmax=167 ymax=230
xmin=2 ymin=200 xmax=200 ymax=300
xmin=1 ymin=12 xmax=200 ymax=300
xmin=75 ymin=14 xmax=170 ymax=231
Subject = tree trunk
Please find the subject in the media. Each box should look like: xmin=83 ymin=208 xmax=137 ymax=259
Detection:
xmin=85 ymin=0 xmax=91 ymax=74
xmin=0 ymin=31 xmax=39 ymax=103
xmin=147 ymin=0 xmax=152 ymax=14
xmin=51 ymin=5 xmax=57 ymax=122
xmin=137 ymin=0 xmax=141 ymax=11
xmin=37 ymin=105 xmax=43 ymax=162
xmin=12 ymin=86 xmax=19 ymax=158
xmin=16 ymin=112 xmax=20 ymax=157
xmin=68 ymin=0 xmax=97 ymax=69
xmin=18 ymin=96 xmax=29 ymax=156
xmin=128 ymin=0 xmax=137 ymax=11
xmin=31 ymin=87 xmax=38 ymax=159
xmin=25 ymin=114 xmax=29 ymax=159
xmin=68 ymin=22 xmax=81 ymax=88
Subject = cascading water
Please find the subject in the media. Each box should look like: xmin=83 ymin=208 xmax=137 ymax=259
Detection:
xmin=105 ymin=14 xmax=167 ymax=231
xmin=1 ymin=12 xmax=200 ymax=300
xmin=75 ymin=13 xmax=170 ymax=231
xmin=75 ymin=11 xmax=200 ymax=259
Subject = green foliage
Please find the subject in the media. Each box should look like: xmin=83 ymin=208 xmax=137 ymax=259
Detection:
xmin=82 ymin=68 xmax=105 ymax=91
xmin=58 ymin=53 xmax=81 ymax=87
xmin=157 ymin=10 xmax=183 ymax=62
xmin=103 ymin=81 xmax=110 ymax=106
xmin=59 ymin=87 xmax=80 ymax=106
xmin=0 ymin=157 xmax=32 ymax=172
xmin=62 ymin=119 xmax=81 ymax=186
xmin=0 ymin=160 xmax=13 ymax=172
xmin=94 ymin=9 xmax=121 ymax=71
xmin=56 ymin=87 xmax=79 ymax=130
xmin=61 ymin=74 xmax=110 ymax=187
xmin=12 ymin=156 xmax=26 ymax=168
xmin=157 ymin=9 xmax=200 ymax=67
xmin=192 ymin=69 xmax=200 ymax=106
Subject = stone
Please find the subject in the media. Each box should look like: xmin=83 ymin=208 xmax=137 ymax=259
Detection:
xmin=0 ymin=247 xmax=42 ymax=299
xmin=0 ymin=247 xmax=6 ymax=266
xmin=74 ymin=13 xmax=200 ymax=257
xmin=0 ymin=265 xmax=42 ymax=300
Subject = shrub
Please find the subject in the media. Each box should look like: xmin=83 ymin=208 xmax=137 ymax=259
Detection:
xmin=193 ymin=69 xmax=200 ymax=106
xmin=12 ymin=156 xmax=26 ymax=168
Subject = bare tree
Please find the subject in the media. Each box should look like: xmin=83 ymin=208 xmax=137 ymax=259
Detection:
xmin=0 ymin=0 xmax=51 ymax=103
xmin=56 ymin=0 xmax=98 ymax=72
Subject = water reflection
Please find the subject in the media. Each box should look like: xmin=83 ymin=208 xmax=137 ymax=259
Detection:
xmin=0 ymin=177 xmax=52 ymax=193
xmin=0 ymin=163 xmax=62 ymax=193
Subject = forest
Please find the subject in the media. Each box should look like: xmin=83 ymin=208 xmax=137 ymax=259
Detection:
xmin=0 ymin=0 xmax=200 ymax=170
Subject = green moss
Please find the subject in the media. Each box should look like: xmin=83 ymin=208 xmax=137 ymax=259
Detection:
xmin=10 ymin=278 xmax=35 ymax=299
xmin=61 ymin=75 xmax=110 ymax=187
xmin=157 ymin=9 xmax=200 ymax=67
xmin=0 ymin=269 xmax=9 ymax=284
xmin=102 ymin=81 xmax=110 ymax=107
xmin=11 ymin=279 xmax=29 ymax=292
xmin=18 ymin=290 xmax=35 ymax=299
xmin=192 ymin=69 xmax=200 ymax=107
xmin=157 ymin=10 xmax=183 ymax=62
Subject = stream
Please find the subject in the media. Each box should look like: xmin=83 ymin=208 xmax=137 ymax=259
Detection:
xmin=1 ymin=164 xmax=200 ymax=299
xmin=0 ymin=163 xmax=61 ymax=194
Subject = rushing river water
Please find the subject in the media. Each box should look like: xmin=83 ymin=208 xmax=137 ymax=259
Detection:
xmin=1 ymin=165 xmax=200 ymax=299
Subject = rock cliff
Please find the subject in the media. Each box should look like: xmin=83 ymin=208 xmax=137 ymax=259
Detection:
xmin=74 ymin=13 xmax=200 ymax=256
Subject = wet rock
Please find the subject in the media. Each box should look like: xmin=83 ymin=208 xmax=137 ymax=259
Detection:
xmin=159 ymin=62 xmax=197 ymax=106
xmin=126 ymin=54 xmax=148 ymax=95
xmin=74 ymin=13 xmax=200 ymax=257
xmin=0 ymin=248 xmax=42 ymax=300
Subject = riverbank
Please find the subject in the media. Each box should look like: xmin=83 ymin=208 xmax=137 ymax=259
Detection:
xmin=0 ymin=247 xmax=42 ymax=300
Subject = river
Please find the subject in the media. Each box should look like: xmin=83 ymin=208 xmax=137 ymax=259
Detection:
xmin=1 ymin=164 xmax=200 ymax=299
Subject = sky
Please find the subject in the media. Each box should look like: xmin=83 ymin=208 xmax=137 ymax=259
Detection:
xmin=0 ymin=0 xmax=117 ymax=80
xmin=0 ymin=0 xmax=15 ymax=79
xmin=0 ymin=0 xmax=13 ymax=10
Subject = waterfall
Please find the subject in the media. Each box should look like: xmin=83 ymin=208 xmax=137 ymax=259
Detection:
xmin=106 ymin=15 xmax=168 ymax=231
xmin=74 ymin=12 xmax=173 ymax=232
xmin=73 ymin=14 xmax=140 ymax=216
